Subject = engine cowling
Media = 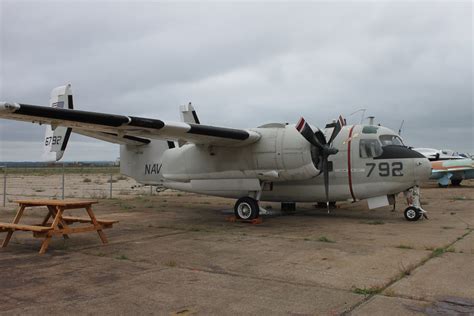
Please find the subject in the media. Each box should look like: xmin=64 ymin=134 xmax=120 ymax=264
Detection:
xmin=161 ymin=124 xmax=320 ymax=182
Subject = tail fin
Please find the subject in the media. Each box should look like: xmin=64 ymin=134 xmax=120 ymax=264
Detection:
xmin=179 ymin=102 xmax=200 ymax=124
xmin=42 ymin=84 xmax=73 ymax=161
xmin=178 ymin=102 xmax=199 ymax=147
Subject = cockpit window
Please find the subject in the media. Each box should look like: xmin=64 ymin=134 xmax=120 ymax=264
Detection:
xmin=359 ymin=139 xmax=383 ymax=158
xmin=379 ymin=135 xmax=404 ymax=146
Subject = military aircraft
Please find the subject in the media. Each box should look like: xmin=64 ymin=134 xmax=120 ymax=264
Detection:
xmin=414 ymin=148 xmax=474 ymax=187
xmin=0 ymin=85 xmax=432 ymax=221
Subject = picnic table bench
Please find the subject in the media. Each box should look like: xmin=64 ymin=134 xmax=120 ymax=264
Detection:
xmin=0 ymin=199 xmax=118 ymax=254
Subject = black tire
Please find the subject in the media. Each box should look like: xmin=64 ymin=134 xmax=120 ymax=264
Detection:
xmin=234 ymin=197 xmax=259 ymax=220
xmin=451 ymin=179 xmax=462 ymax=186
xmin=404 ymin=207 xmax=421 ymax=221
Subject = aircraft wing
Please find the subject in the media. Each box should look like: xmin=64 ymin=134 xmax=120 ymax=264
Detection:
xmin=430 ymin=159 xmax=474 ymax=174
xmin=0 ymin=102 xmax=260 ymax=147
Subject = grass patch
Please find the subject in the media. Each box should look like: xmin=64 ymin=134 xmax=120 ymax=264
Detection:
xmin=446 ymin=247 xmax=455 ymax=253
xmin=450 ymin=196 xmax=474 ymax=201
xmin=83 ymin=178 xmax=92 ymax=183
xmin=366 ymin=220 xmax=385 ymax=225
xmin=430 ymin=248 xmax=446 ymax=258
xmin=442 ymin=226 xmax=455 ymax=230
xmin=396 ymin=245 xmax=413 ymax=250
xmin=397 ymin=262 xmax=414 ymax=277
xmin=352 ymin=286 xmax=383 ymax=296
xmin=318 ymin=236 xmax=335 ymax=243
xmin=115 ymin=254 xmax=129 ymax=260
xmin=164 ymin=260 xmax=177 ymax=267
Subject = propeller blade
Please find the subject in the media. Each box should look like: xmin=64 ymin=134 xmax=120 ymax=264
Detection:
xmin=322 ymin=156 xmax=330 ymax=212
xmin=327 ymin=115 xmax=345 ymax=145
xmin=296 ymin=117 xmax=324 ymax=150
xmin=314 ymin=129 xmax=327 ymax=146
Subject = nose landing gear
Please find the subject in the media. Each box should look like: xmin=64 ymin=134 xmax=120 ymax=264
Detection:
xmin=403 ymin=186 xmax=428 ymax=221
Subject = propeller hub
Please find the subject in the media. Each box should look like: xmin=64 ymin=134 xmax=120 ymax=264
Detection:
xmin=324 ymin=147 xmax=339 ymax=156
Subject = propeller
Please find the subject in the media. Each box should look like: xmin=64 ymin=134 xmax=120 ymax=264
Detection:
xmin=296 ymin=115 xmax=345 ymax=211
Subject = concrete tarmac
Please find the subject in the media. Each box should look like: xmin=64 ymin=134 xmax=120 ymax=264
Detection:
xmin=0 ymin=180 xmax=473 ymax=315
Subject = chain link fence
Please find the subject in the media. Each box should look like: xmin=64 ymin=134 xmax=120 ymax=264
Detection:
xmin=0 ymin=165 xmax=162 ymax=208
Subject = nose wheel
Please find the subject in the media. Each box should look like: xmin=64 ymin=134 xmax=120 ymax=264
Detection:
xmin=403 ymin=186 xmax=428 ymax=221
xmin=404 ymin=207 xmax=422 ymax=221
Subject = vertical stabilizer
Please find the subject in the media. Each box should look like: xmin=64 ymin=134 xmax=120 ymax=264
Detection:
xmin=42 ymin=84 xmax=73 ymax=161
xmin=179 ymin=102 xmax=200 ymax=124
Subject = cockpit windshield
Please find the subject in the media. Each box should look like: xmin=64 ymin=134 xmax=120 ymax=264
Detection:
xmin=379 ymin=135 xmax=404 ymax=146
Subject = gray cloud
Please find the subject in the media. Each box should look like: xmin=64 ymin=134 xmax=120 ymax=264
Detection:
xmin=1 ymin=0 xmax=472 ymax=161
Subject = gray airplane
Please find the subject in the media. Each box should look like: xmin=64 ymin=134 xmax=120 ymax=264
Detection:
xmin=0 ymin=85 xmax=432 ymax=221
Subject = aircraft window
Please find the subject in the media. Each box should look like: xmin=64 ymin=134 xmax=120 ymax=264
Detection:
xmin=362 ymin=126 xmax=378 ymax=134
xmin=359 ymin=139 xmax=383 ymax=158
xmin=379 ymin=135 xmax=404 ymax=146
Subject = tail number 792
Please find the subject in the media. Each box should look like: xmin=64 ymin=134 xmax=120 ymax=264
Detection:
xmin=366 ymin=162 xmax=403 ymax=177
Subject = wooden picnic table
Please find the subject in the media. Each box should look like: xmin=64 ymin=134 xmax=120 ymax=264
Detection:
xmin=0 ymin=199 xmax=118 ymax=254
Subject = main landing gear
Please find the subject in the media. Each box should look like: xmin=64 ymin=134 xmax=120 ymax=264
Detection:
xmin=403 ymin=185 xmax=428 ymax=221
xmin=234 ymin=197 xmax=260 ymax=220
xmin=234 ymin=181 xmax=266 ymax=221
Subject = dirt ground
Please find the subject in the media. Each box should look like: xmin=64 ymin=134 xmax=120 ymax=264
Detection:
xmin=0 ymin=178 xmax=473 ymax=315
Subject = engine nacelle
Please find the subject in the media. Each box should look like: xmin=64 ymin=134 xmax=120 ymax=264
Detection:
xmin=162 ymin=124 xmax=320 ymax=182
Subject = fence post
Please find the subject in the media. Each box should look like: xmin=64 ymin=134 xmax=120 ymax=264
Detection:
xmin=150 ymin=185 xmax=153 ymax=196
xmin=109 ymin=174 xmax=113 ymax=199
xmin=62 ymin=163 xmax=65 ymax=200
xmin=2 ymin=166 xmax=6 ymax=207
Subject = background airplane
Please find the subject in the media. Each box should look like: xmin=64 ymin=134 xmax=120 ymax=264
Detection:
xmin=0 ymin=85 xmax=432 ymax=221
xmin=415 ymin=148 xmax=474 ymax=187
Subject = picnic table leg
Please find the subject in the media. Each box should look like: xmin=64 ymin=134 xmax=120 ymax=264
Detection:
xmin=85 ymin=205 xmax=108 ymax=244
xmin=41 ymin=207 xmax=53 ymax=226
xmin=39 ymin=233 xmax=52 ymax=254
xmin=47 ymin=206 xmax=69 ymax=240
xmin=2 ymin=205 xmax=26 ymax=248
xmin=38 ymin=206 xmax=65 ymax=254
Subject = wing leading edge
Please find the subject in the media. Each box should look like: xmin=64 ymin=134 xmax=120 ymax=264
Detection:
xmin=0 ymin=102 xmax=260 ymax=146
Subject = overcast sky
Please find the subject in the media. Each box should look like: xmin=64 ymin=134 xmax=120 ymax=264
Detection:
xmin=0 ymin=0 xmax=472 ymax=161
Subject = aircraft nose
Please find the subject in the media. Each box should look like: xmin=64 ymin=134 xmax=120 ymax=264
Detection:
xmin=414 ymin=157 xmax=432 ymax=183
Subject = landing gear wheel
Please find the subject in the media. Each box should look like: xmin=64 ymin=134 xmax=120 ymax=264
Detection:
xmin=451 ymin=179 xmax=462 ymax=186
xmin=234 ymin=197 xmax=260 ymax=220
xmin=404 ymin=207 xmax=421 ymax=221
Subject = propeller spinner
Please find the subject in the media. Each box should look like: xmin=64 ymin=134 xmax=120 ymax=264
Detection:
xmin=296 ymin=116 xmax=345 ymax=211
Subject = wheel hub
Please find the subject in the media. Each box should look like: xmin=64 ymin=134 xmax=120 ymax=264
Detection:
xmin=407 ymin=209 xmax=416 ymax=219
xmin=237 ymin=203 xmax=252 ymax=219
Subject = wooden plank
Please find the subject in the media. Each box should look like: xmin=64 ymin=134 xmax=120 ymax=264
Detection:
xmin=13 ymin=199 xmax=98 ymax=207
xmin=62 ymin=216 xmax=119 ymax=225
xmin=49 ymin=225 xmax=106 ymax=235
xmin=48 ymin=206 xmax=70 ymax=240
xmin=0 ymin=222 xmax=52 ymax=232
xmin=1 ymin=205 xmax=26 ymax=247
xmin=39 ymin=236 xmax=52 ymax=255
xmin=86 ymin=206 xmax=108 ymax=244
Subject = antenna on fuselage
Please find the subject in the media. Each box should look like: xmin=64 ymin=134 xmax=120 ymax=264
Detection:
xmin=348 ymin=108 xmax=367 ymax=125
xmin=398 ymin=120 xmax=405 ymax=136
